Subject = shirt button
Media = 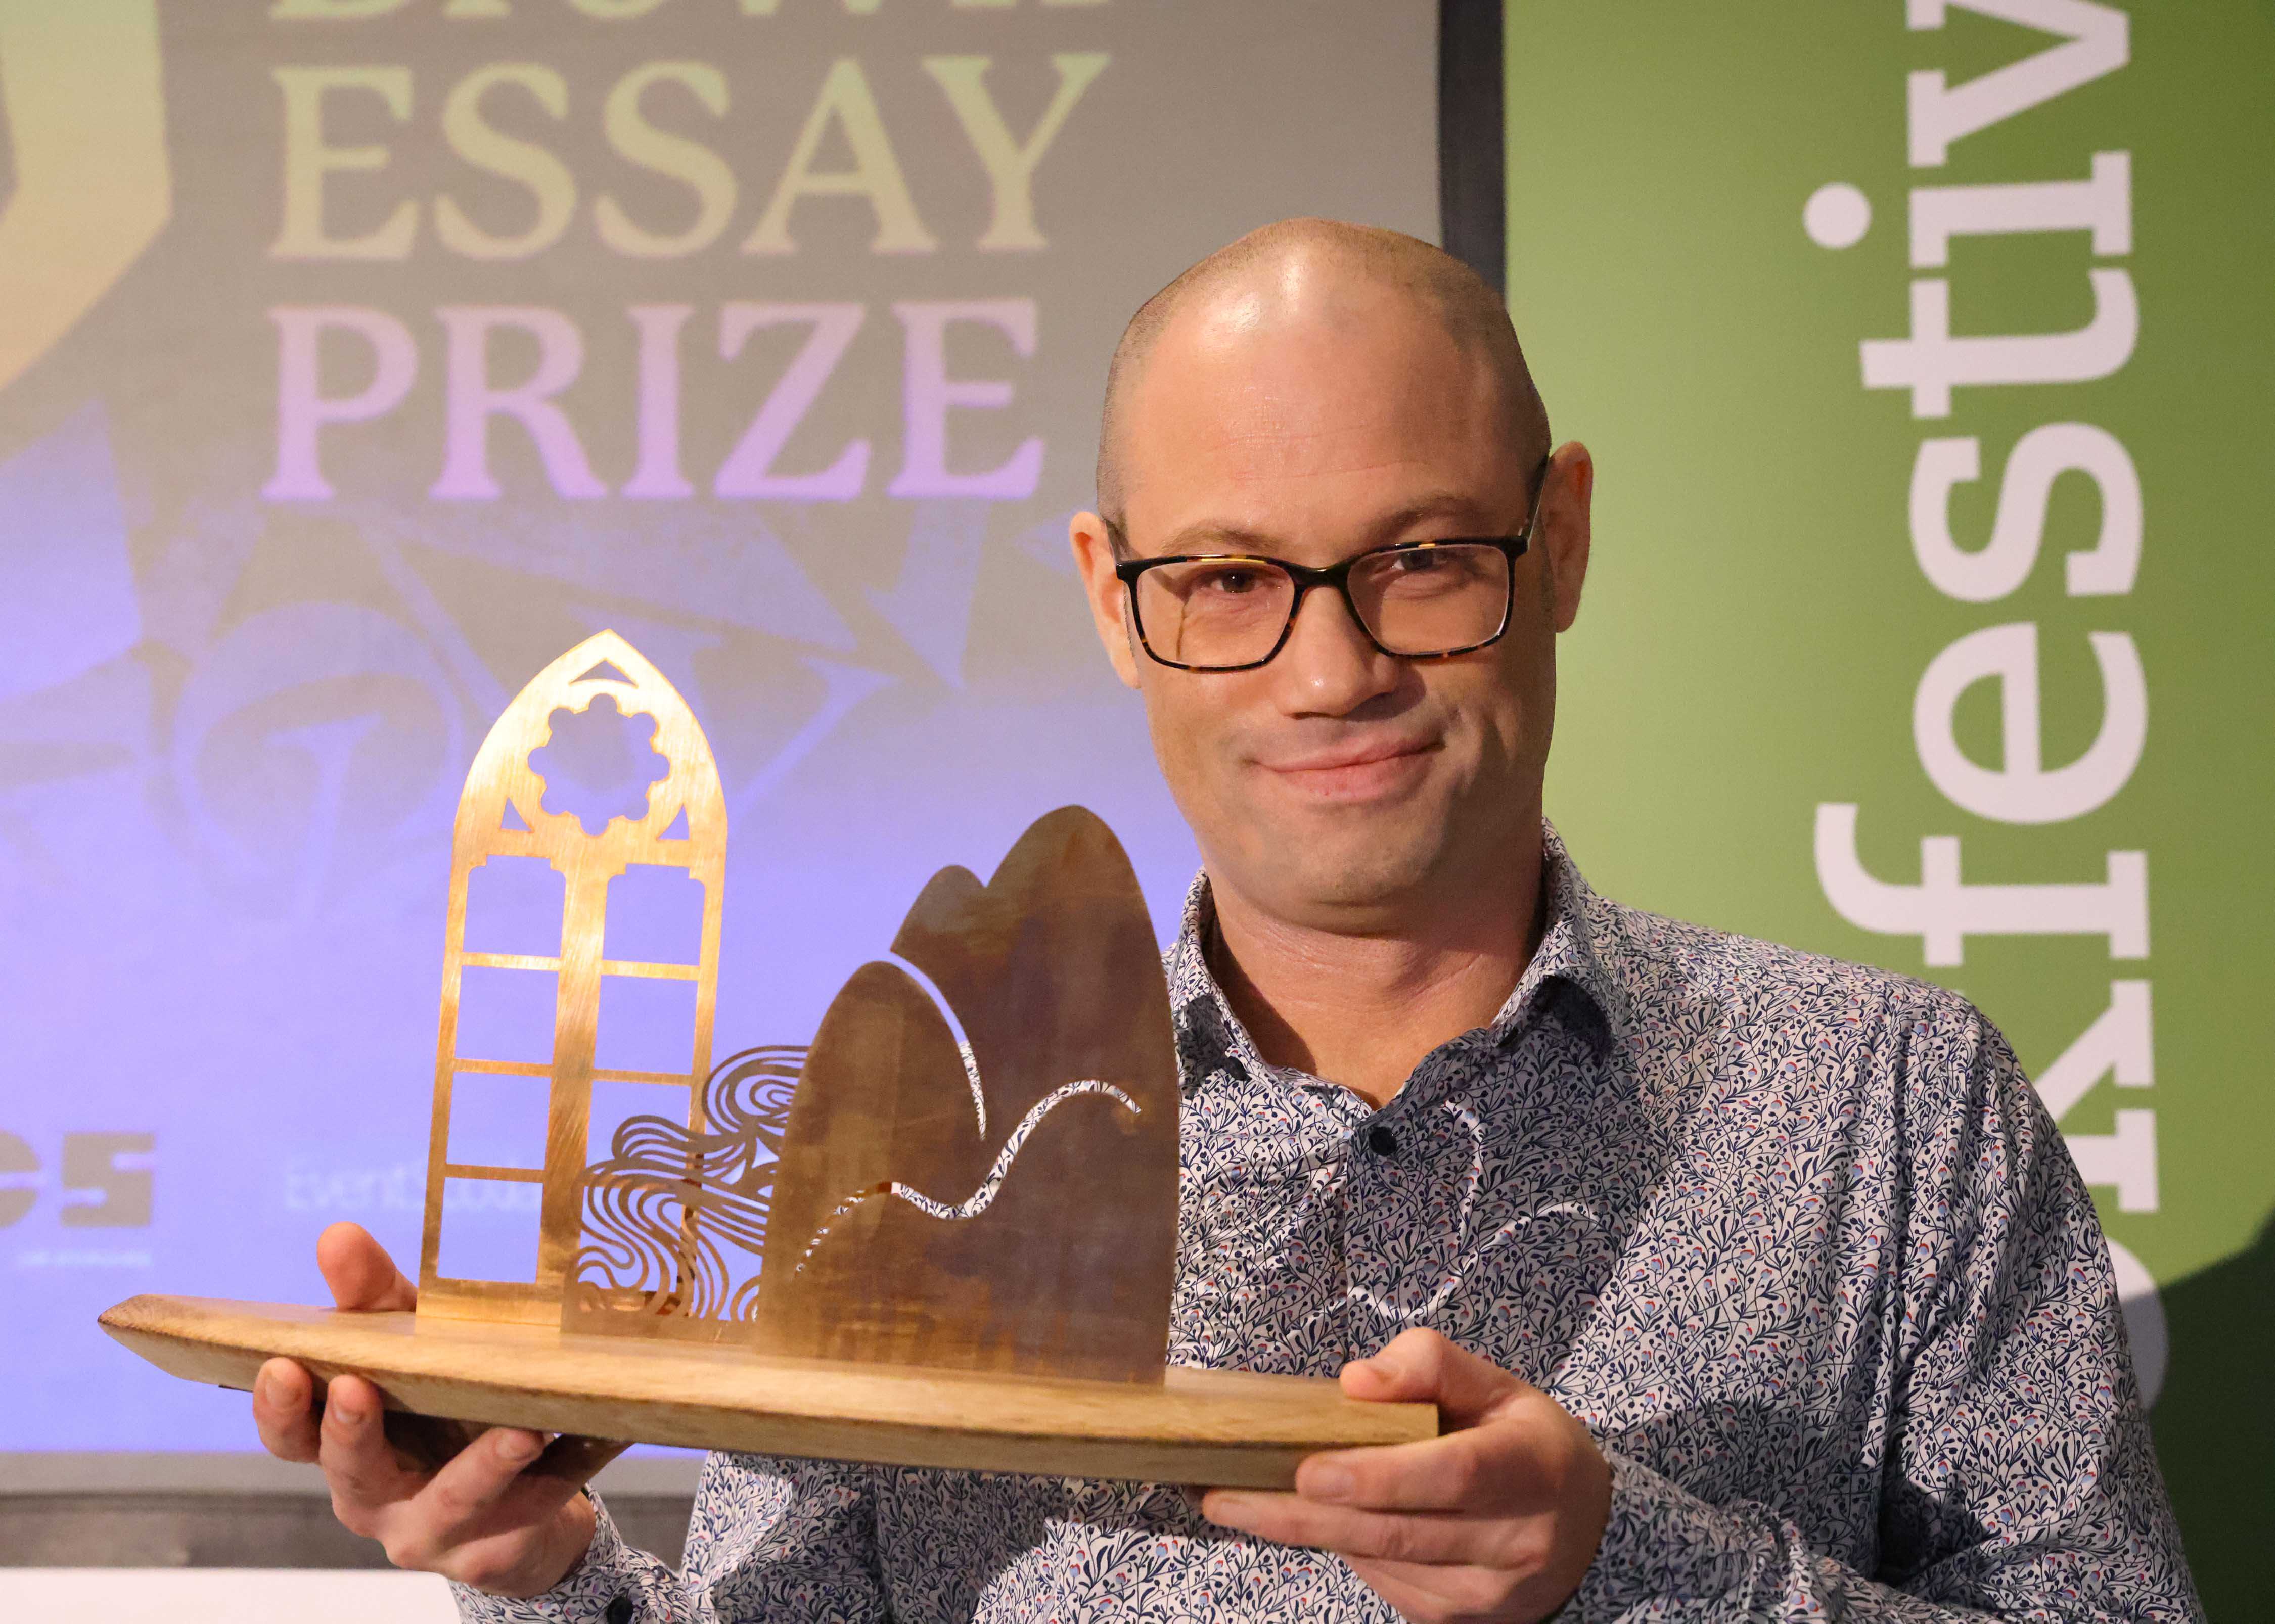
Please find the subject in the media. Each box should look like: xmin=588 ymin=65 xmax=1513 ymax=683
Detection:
xmin=605 ymin=1597 xmax=634 ymax=1624
xmin=1366 ymin=1123 xmax=1399 ymax=1158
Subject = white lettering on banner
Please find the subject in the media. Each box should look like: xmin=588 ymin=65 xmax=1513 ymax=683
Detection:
xmin=269 ymin=66 xmax=417 ymax=260
xmin=267 ymin=55 xmax=1107 ymax=260
xmin=2069 ymin=1109 xmax=2157 ymax=1211
xmin=2037 ymin=980 xmax=2158 ymax=1215
xmin=258 ymin=41 xmax=1099 ymax=499
xmin=1912 ymin=624 xmax=2146 ymax=824
xmin=743 ymin=58 xmax=938 ymax=256
xmin=1905 ymin=0 xmax=2129 ymax=167
xmin=1908 ymin=424 xmax=2141 ymax=600
xmin=430 ymin=305 xmax=608 ymax=499
xmin=715 ymin=302 xmax=871 ymax=500
xmin=923 ymin=53 xmax=1111 ymax=251
xmin=735 ymin=0 xmax=885 ymax=13
xmin=1909 ymin=150 xmax=2130 ymax=267
xmin=270 ymin=1 xmax=415 ymax=18
xmin=2034 ymin=980 xmax=2152 ymax=1119
xmin=567 ymin=0 xmax=675 ymax=20
xmin=888 ymin=299 xmax=1043 ymax=499
xmin=282 ymin=1159 xmax=424 ymax=1215
xmin=1813 ymin=805 xmax=2147 ymax=966
xmin=1823 ymin=6 xmax=2159 ymax=1234
xmin=1861 ymin=268 xmax=2136 ymax=419
xmin=596 ymin=62 xmax=738 ymax=259
xmin=624 ymin=303 xmax=695 ymax=499
xmin=435 ymin=63 xmax=577 ymax=260
xmin=265 ymin=306 xmax=420 ymax=500
xmin=261 ymin=301 xmax=1044 ymax=504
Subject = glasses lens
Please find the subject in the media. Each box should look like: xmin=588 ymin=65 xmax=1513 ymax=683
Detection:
xmin=1134 ymin=558 xmax=1297 ymax=669
xmin=1350 ymin=544 xmax=1510 ymax=655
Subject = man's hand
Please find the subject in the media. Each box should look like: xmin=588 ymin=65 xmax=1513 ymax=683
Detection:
xmin=1201 ymin=1329 xmax=1611 ymax=1624
xmin=249 ymin=1221 xmax=618 ymax=1598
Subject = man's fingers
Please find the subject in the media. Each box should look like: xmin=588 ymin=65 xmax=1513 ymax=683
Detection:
xmin=1340 ymin=1328 xmax=1525 ymax=1427
xmin=1345 ymin=1555 xmax=1526 ymax=1624
xmin=1291 ymin=1425 xmax=1518 ymax=1515
xmin=418 ymin=1426 xmax=583 ymax=1542
xmin=526 ymin=1434 xmax=631 ymax=1485
xmin=317 ymin=1222 xmax=418 ymax=1312
xmin=318 ymin=1374 xmax=426 ymax=1519
xmin=251 ymin=1359 xmax=321 ymax=1464
xmin=383 ymin=1413 xmax=490 ymax=1476
xmin=1200 ymin=1488 xmax=1493 ymax=1566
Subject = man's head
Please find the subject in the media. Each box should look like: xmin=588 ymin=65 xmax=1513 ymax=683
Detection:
xmin=1070 ymin=218 xmax=1594 ymax=938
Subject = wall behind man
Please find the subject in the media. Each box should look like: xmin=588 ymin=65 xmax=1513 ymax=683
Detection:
xmin=1501 ymin=3 xmax=2272 ymax=1614
xmin=0 ymin=0 xmax=1437 ymax=1470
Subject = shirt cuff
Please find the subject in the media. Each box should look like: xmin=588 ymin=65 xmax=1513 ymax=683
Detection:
xmin=449 ymin=1493 xmax=668 ymax=1624
xmin=1560 ymin=1446 xmax=1772 ymax=1622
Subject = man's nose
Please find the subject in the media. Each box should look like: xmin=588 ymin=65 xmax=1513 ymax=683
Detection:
xmin=1273 ymin=584 xmax=1402 ymax=715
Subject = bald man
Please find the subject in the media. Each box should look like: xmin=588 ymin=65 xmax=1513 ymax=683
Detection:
xmin=254 ymin=221 xmax=2200 ymax=1623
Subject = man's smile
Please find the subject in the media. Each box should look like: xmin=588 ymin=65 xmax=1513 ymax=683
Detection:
xmin=1255 ymin=735 xmax=1440 ymax=800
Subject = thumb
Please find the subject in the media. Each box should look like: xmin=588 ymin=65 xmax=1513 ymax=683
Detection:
xmin=317 ymin=1222 xmax=418 ymax=1313
xmin=1340 ymin=1328 xmax=1525 ymax=1428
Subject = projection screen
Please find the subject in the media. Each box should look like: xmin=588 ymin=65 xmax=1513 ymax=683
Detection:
xmin=0 ymin=0 xmax=1438 ymax=1462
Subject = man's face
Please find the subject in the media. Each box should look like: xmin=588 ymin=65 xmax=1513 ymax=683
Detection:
xmin=1073 ymin=281 xmax=1592 ymax=933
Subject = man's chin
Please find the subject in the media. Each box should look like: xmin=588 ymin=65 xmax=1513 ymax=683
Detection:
xmin=1241 ymin=827 xmax=1450 ymax=919
xmin=1194 ymin=768 xmax=1474 ymax=916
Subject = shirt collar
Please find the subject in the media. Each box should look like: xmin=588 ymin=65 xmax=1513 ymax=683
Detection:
xmin=1163 ymin=819 xmax=1639 ymax=1093
xmin=1492 ymin=821 xmax=1639 ymax=1057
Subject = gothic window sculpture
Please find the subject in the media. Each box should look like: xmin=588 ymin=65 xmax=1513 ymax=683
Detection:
xmin=420 ymin=633 xmax=1179 ymax=1379
xmin=417 ymin=632 xmax=727 ymax=1329
xmin=99 ymin=633 xmax=1436 ymax=1487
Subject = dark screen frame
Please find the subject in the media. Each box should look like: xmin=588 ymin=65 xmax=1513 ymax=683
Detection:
xmin=1437 ymin=0 xmax=1506 ymax=291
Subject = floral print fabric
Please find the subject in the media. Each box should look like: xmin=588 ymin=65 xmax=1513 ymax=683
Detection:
xmin=458 ymin=826 xmax=2199 ymax=1622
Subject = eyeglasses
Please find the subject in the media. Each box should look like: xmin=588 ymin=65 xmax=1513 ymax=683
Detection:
xmin=1108 ymin=460 xmax=1550 ymax=673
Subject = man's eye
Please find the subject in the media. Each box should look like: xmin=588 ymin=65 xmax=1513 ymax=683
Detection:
xmin=1378 ymin=548 xmax=1467 ymax=583
xmin=1196 ymin=566 xmax=1264 ymax=595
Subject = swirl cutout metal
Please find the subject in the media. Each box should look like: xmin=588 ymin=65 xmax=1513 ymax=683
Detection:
xmin=567 ymin=1045 xmax=800 ymax=1333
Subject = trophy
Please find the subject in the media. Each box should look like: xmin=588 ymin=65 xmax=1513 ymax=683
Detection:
xmin=102 ymin=633 xmax=1435 ymax=1487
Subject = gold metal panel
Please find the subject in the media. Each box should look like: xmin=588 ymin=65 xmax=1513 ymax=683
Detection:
xmin=417 ymin=632 xmax=724 ymax=1324
xmin=752 ymin=808 xmax=1181 ymax=1383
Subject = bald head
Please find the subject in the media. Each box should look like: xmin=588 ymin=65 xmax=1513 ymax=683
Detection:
xmin=1095 ymin=218 xmax=1550 ymax=528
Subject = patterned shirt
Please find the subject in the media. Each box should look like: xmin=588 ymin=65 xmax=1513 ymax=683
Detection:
xmin=460 ymin=826 xmax=2200 ymax=1622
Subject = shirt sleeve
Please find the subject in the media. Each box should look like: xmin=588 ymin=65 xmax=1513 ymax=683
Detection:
xmin=448 ymin=1453 xmax=889 ymax=1624
xmin=1565 ymin=999 xmax=2203 ymax=1623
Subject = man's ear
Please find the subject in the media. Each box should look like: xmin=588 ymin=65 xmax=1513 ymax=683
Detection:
xmin=1069 ymin=511 xmax=1145 ymax=689
xmin=1539 ymin=441 xmax=1594 ymax=634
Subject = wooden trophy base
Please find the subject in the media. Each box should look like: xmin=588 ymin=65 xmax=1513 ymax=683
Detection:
xmin=101 ymin=1294 xmax=1438 ymax=1490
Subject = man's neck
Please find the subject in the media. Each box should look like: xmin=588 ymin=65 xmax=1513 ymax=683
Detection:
xmin=1202 ymin=836 xmax=1547 ymax=1111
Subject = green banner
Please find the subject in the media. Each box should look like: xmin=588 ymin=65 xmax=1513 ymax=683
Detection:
xmin=1506 ymin=2 xmax=2272 ymax=1610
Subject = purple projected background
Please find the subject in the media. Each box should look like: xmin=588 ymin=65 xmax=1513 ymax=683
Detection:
xmin=0 ymin=1 xmax=1434 ymax=1452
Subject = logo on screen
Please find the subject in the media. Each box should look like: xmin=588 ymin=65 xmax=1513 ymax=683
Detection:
xmin=0 ymin=1131 xmax=154 ymax=1230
